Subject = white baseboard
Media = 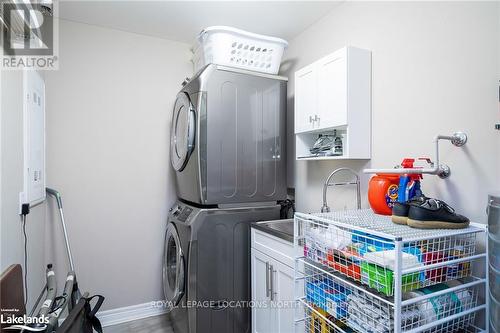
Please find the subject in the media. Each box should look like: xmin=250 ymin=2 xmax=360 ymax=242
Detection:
xmin=97 ymin=301 xmax=168 ymax=327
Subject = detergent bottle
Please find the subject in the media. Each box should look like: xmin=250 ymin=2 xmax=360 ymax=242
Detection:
xmin=368 ymin=174 xmax=400 ymax=215
xmin=397 ymin=158 xmax=424 ymax=203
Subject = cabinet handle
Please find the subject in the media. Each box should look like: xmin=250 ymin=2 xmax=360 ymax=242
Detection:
xmin=265 ymin=262 xmax=270 ymax=298
xmin=269 ymin=265 xmax=275 ymax=301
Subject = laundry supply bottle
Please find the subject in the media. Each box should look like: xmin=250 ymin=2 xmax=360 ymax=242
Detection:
xmin=368 ymin=174 xmax=400 ymax=215
xmin=397 ymin=158 xmax=423 ymax=203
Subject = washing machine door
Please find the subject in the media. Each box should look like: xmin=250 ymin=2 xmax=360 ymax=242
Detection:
xmin=162 ymin=222 xmax=185 ymax=311
xmin=171 ymin=92 xmax=196 ymax=172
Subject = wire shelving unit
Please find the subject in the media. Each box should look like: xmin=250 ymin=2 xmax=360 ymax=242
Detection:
xmin=294 ymin=209 xmax=489 ymax=333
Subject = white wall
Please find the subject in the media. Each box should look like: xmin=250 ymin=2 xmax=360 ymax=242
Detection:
xmin=45 ymin=20 xmax=192 ymax=310
xmin=1 ymin=70 xmax=47 ymax=312
xmin=281 ymin=1 xmax=500 ymax=222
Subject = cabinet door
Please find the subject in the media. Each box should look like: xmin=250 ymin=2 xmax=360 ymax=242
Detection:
xmin=251 ymin=249 xmax=275 ymax=333
xmin=317 ymin=49 xmax=348 ymax=129
xmin=294 ymin=64 xmax=317 ymax=133
xmin=272 ymin=261 xmax=296 ymax=333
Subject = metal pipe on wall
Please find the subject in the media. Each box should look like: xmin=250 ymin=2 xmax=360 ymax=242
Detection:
xmin=363 ymin=132 xmax=467 ymax=179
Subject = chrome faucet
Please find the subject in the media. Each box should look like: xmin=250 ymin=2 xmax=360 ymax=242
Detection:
xmin=321 ymin=168 xmax=361 ymax=213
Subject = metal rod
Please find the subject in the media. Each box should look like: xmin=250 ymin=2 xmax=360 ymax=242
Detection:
xmin=265 ymin=262 xmax=270 ymax=298
xmin=299 ymin=257 xmax=394 ymax=305
xmin=270 ymin=264 xmax=275 ymax=301
xmin=485 ymin=229 xmax=491 ymax=333
xmin=46 ymin=188 xmax=75 ymax=272
xmin=299 ymin=298 xmax=349 ymax=333
xmin=401 ymin=278 xmax=485 ymax=306
xmin=404 ymin=305 xmax=486 ymax=333
xmin=295 ymin=212 xmax=399 ymax=241
xmin=402 ymin=253 xmax=486 ymax=274
xmin=326 ymin=182 xmax=359 ymax=186
xmin=394 ymin=240 xmax=403 ymax=333
xmin=363 ymin=132 xmax=467 ymax=176
xmin=363 ymin=167 xmax=438 ymax=175
xmin=29 ymin=283 xmax=47 ymax=316
xmin=58 ymin=207 xmax=75 ymax=272
xmin=403 ymin=228 xmax=484 ymax=243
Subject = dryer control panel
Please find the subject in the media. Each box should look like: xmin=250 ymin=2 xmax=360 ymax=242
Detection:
xmin=171 ymin=203 xmax=194 ymax=223
xmin=177 ymin=207 xmax=193 ymax=222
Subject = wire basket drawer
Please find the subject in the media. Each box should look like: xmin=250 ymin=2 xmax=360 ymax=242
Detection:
xmin=300 ymin=263 xmax=481 ymax=333
xmin=299 ymin=211 xmax=481 ymax=296
xmin=294 ymin=210 xmax=488 ymax=333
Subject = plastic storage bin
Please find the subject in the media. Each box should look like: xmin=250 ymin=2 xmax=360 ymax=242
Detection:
xmin=326 ymin=249 xmax=362 ymax=281
xmin=193 ymin=26 xmax=288 ymax=75
xmin=305 ymin=279 xmax=350 ymax=319
xmin=360 ymin=262 xmax=421 ymax=296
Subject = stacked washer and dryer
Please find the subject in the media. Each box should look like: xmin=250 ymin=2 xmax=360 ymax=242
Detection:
xmin=163 ymin=27 xmax=289 ymax=333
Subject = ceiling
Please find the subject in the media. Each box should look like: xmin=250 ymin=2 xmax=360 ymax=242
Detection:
xmin=57 ymin=1 xmax=339 ymax=45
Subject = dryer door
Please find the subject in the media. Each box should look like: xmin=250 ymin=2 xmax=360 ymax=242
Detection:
xmin=162 ymin=222 xmax=185 ymax=310
xmin=171 ymin=92 xmax=196 ymax=172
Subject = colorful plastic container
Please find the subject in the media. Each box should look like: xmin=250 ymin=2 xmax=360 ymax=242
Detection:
xmin=368 ymin=174 xmax=400 ymax=215
xmin=306 ymin=280 xmax=350 ymax=319
xmin=360 ymin=262 xmax=421 ymax=296
xmin=326 ymin=249 xmax=362 ymax=281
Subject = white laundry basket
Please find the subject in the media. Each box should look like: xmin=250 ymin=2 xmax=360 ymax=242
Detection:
xmin=193 ymin=26 xmax=288 ymax=75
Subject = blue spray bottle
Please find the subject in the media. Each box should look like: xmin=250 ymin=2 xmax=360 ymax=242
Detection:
xmin=397 ymin=158 xmax=423 ymax=203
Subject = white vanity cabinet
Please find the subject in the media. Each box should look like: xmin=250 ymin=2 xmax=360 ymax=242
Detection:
xmin=251 ymin=227 xmax=296 ymax=333
xmin=294 ymin=46 xmax=372 ymax=160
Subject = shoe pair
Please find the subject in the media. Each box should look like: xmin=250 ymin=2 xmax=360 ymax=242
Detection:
xmin=392 ymin=196 xmax=470 ymax=229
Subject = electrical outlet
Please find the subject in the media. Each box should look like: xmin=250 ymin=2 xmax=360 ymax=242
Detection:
xmin=19 ymin=192 xmax=27 ymax=215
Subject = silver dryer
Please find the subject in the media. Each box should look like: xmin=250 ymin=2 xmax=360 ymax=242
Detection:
xmin=170 ymin=64 xmax=288 ymax=206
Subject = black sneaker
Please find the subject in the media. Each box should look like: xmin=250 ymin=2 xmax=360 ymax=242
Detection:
xmin=391 ymin=196 xmax=428 ymax=225
xmin=407 ymin=199 xmax=470 ymax=229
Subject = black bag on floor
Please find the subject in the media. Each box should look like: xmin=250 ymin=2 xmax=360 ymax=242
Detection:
xmin=57 ymin=295 xmax=104 ymax=333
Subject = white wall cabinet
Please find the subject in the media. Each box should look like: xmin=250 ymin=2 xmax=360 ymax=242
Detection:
xmin=295 ymin=64 xmax=317 ymax=134
xmin=251 ymin=228 xmax=299 ymax=333
xmin=294 ymin=46 xmax=371 ymax=160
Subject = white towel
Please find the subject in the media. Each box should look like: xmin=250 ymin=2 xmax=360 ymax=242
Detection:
xmin=362 ymin=250 xmax=422 ymax=270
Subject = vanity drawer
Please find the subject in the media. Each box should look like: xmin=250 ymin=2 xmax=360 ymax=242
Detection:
xmin=251 ymin=228 xmax=293 ymax=267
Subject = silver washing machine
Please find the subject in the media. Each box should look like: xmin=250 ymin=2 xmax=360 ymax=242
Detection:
xmin=163 ymin=201 xmax=280 ymax=333
xmin=170 ymin=64 xmax=288 ymax=206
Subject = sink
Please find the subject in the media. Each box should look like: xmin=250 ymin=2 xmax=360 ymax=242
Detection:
xmin=253 ymin=219 xmax=294 ymax=242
